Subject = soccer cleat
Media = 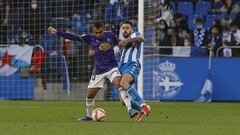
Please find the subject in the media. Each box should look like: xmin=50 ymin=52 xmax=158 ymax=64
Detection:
xmin=128 ymin=109 xmax=138 ymax=118
xmin=141 ymin=104 xmax=151 ymax=116
xmin=78 ymin=116 xmax=93 ymax=121
xmin=135 ymin=112 xmax=145 ymax=123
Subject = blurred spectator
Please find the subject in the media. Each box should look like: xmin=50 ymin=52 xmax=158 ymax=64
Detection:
xmin=193 ymin=18 xmax=206 ymax=47
xmin=6 ymin=0 xmax=26 ymax=44
xmin=221 ymin=23 xmax=237 ymax=57
xmin=174 ymin=13 xmax=192 ymax=46
xmin=183 ymin=37 xmax=193 ymax=47
xmin=219 ymin=0 xmax=240 ymax=21
xmin=0 ymin=1 xmax=8 ymax=44
xmin=230 ymin=21 xmax=240 ymax=46
xmin=204 ymin=25 xmax=222 ymax=55
xmin=213 ymin=19 xmax=223 ymax=32
xmin=210 ymin=0 xmax=224 ymax=14
xmin=71 ymin=12 xmax=88 ymax=34
xmin=15 ymin=29 xmax=34 ymax=46
xmin=105 ymin=0 xmax=128 ymax=30
xmin=155 ymin=19 xmax=172 ymax=55
xmin=154 ymin=0 xmax=174 ymax=24
xmin=24 ymin=0 xmax=45 ymax=44
xmin=168 ymin=19 xmax=177 ymax=29
xmin=167 ymin=27 xmax=181 ymax=47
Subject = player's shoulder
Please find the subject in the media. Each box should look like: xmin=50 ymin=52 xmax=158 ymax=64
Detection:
xmin=105 ymin=31 xmax=117 ymax=36
xmin=131 ymin=32 xmax=142 ymax=38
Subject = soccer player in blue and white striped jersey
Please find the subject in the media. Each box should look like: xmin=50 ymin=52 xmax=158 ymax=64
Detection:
xmin=118 ymin=20 xmax=151 ymax=122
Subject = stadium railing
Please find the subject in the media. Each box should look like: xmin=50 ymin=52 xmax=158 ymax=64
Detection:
xmin=216 ymin=46 xmax=240 ymax=57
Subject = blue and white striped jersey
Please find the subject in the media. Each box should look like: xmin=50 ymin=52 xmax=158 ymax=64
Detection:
xmin=119 ymin=32 xmax=143 ymax=66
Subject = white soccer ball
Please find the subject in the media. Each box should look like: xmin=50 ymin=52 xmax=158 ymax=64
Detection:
xmin=91 ymin=108 xmax=107 ymax=122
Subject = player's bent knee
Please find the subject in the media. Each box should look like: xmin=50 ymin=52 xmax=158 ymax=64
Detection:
xmin=120 ymin=81 xmax=129 ymax=90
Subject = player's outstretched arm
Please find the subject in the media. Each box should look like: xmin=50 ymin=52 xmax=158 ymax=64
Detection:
xmin=118 ymin=39 xmax=129 ymax=48
xmin=118 ymin=35 xmax=144 ymax=48
xmin=48 ymin=26 xmax=82 ymax=41
xmin=130 ymin=35 xmax=144 ymax=46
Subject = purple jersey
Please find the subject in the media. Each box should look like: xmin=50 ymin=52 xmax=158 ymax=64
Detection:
xmin=57 ymin=31 xmax=119 ymax=74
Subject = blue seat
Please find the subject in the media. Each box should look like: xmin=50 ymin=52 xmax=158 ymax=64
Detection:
xmin=195 ymin=1 xmax=211 ymax=17
xmin=205 ymin=14 xmax=222 ymax=30
xmin=177 ymin=2 xmax=193 ymax=16
xmin=187 ymin=14 xmax=204 ymax=30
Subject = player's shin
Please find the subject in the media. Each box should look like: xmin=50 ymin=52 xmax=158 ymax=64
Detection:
xmin=130 ymin=99 xmax=141 ymax=111
xmin=86 ymin=98 xmax=94 ymax=117
xmin=119 ymin=87 xmax=132 ymax=111
xmin=127 ymin=85 xmax=144 ymax=106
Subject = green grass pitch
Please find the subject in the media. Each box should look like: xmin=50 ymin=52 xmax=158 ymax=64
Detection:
xmin=0 ymin=101 xmax=239 ymax=135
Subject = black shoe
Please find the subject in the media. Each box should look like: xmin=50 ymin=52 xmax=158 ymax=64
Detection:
xmin=128 ymin=109 xmax=138 ymax=118
xmin=78 ymin=116 xmax=93 ymax=121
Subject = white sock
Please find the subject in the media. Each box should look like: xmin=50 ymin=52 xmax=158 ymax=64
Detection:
xmin=119 ymin=88 xmax=132 ymax=111
xmin=86 ymin=98 xmax=94 ymax=117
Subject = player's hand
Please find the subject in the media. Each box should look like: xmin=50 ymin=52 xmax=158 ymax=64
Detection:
xmin=131 ymin=35 xmax=144 ymax=43
xmin=48 ymin=26 xmax=57 ymax=34
xmin=118 ymin=39 xmax=128 ymax=48
xmin=131 ymin=35 xmax=144 ymax=47
xmin=88 ymin=49 xmax=95 ymax=56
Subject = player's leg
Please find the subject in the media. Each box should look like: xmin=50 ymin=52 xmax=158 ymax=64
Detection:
xmin=108 ymin=68 xmax=138 ymax=118
xmin=121 ymin=73 xmax=144 ymax=105
xmin=121 ymin=73 xmax=150 ymax=122
xmin=79 ymin=88 xmax=100 ymax=121
xmin=79 ymin=73 xmax=105 ymax=121
xmin=120 ymin=63 xmax=151 ymax=116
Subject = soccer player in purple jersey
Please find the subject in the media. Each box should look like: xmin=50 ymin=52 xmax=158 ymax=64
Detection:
xmin=48 ymin=22 xmax=137 ymax=121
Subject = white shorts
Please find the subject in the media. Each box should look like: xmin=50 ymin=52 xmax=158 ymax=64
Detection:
xmin=88 ymin=67 xmax=121 ymax=88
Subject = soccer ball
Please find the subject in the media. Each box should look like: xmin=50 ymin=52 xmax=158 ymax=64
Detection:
xmin=91 ymin=108 xmax=107 ymax=122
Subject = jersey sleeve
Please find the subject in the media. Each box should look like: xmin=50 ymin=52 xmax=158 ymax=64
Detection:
xmin=80 ymin=34 xmax=92 ymax=43
xmin=131 ymin=32 xmax=142 ymax=38
xmin=57 ymin=31 xmax=82 ymax=41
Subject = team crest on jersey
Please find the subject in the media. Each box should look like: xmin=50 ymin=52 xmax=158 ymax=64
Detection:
xmin=99 ymin=42 xmax=111 ymax=51
xmin=153 ymin=61 xmax=183 ymax=99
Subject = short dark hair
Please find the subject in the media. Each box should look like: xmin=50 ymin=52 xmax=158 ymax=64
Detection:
xmin=195 ymin=18 xmax=203 ymax=23
xmin=230 ymin=20 xmax=238 ymax=27
xmin=122 ymin=20 xmax=133 ymax=27
xmin=94 ymin=22 xmax=104 ymax=29
xmin=174 ymin=13 xmax=183 ymax=19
